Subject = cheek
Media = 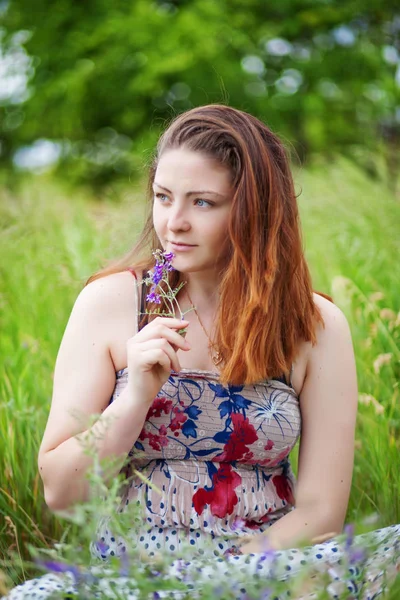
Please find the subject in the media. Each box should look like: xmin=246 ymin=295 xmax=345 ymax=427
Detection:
xmin=207 ymin=217 xmax=229 ymax=242
xmin=152 ymin=205 xmax=163 ymax=233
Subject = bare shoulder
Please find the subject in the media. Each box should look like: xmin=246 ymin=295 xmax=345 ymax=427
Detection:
xmin=292 ymin=293 xmax=353 ymax=395
xmin=307 ymin=292 xmax=354 ymax=378
xmin=78 ymin=270 xmax=138 ymax=316
xmin=79 ymin=270 xmax=138 ymax=355
xmin=71 ymin=271 xmax=137 ymax=370
xmin=312 ymin=292 xmax=351 ymax=341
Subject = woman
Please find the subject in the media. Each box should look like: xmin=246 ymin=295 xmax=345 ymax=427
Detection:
xmin=6 ymin=105 xmax=399 ymax=599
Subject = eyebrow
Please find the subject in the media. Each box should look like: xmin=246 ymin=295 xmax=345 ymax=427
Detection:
xmin=153 ymin=182 xmax=225 ymax=198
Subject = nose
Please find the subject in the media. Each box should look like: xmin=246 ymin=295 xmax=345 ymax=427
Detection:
xmin=167 ymin=201 xmax=191 ymax=232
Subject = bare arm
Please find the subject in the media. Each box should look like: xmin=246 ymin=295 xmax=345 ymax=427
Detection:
xmin=240 ymin=296 xmax=358 ymax=551
xmin=39 ymin=386 xmax=152 ymax=511
xmin=38 ymin=272 xmax=190 ymax=511
xmin=38 ymin=273 xmax=144 ymax=510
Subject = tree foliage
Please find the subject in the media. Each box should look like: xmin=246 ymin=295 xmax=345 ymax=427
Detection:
xmin=1 ymin=0 xmax=399 ymax=186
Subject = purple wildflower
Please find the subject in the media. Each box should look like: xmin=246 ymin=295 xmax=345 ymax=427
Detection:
xmin=35 ymin=559 xmax=82 ymax=584
xmin=174 ymin=558 xmax=184 ymax=573
xmin=95 ymin=540 xmax=109 ymax=555
xmin=256 ymin=537 xmax=276 ymax=572
xmin=154 ymin=263 xmax=165 ymax=281
xmin=119 ymin=549 xmax=130 ymax=577
xmin=146 ymin=284 xmax=162 ymax=304
xmin=145 ymin=251 xmax=176 ymax=304
xmin=231 ymin=517 xmax=246 ymax=532
xmin=150 ymin=569 xmax=163 ymax=578
xmin=344 ymin=523 xmax=367 ymax=566
xmin=349 ymin=546 xmax=367 ymax=565
xmin=344 ymin=524 xmax=355 ymax=552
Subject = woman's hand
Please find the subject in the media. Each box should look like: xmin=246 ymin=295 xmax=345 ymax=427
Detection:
xmin=126 ymin=317 xmax=190 ymax=406
xmin=237 ymin=530 xmax=337 ymax=554
xmin=237 ymin=534 xmax=273 ymax=555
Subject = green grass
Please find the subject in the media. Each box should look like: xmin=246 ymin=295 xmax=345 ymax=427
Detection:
xmin=298 ymin=158 xmax=400 ymax=524
xmin=0 ymin=160 xmax=399 ymax=596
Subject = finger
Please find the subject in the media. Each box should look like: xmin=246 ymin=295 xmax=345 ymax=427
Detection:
xmin=136 ymin=324 xmax=191 ymax=351
xmin=139 ymin=339 xmax=181 ymax=373
xmin=141 ymin=348 xmax=174 ymax=373
xmin=152 ymin=317 xmax=189 ymax=329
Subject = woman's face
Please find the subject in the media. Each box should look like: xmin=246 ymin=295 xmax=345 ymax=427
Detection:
xmin=152 ymin=147 xmax=233 ymax=275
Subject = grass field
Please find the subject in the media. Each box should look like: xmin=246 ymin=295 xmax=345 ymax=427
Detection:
xmin=0 ymin=159 xmax=399 ymax=597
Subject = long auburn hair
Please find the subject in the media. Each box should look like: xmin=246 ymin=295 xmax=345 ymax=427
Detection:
xmin=87 ymin=104 xmax=332 ymax=385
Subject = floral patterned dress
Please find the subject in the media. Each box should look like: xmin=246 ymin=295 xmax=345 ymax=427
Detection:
xmin=94 ymin=365 xmax=301 ymax=557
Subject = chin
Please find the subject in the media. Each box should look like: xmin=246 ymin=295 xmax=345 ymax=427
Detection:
xmin=176 ymin=263 xmax=219 ymax=275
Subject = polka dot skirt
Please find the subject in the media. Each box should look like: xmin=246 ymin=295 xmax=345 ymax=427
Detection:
xmin=4 ymin=523 xmax=399 ymax=599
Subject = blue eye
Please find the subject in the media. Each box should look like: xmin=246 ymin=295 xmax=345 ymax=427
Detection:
xmin=155 ymin=193 xmax=169 ymax=202
xmin=195 ymin=199 xmax=212 ymax=207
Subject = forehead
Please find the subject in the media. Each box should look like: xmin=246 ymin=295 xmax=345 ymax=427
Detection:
xmin=154 ymin=148 xmax=232 ymax=192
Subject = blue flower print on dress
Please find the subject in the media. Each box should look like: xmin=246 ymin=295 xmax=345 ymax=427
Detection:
xmin=209 ymin=383 xmax=252 ymax=418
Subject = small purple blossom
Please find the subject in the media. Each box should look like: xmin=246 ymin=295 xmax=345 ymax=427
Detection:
xmin=119 ymin=549 xmax=130 ymax=577
xmin=231 ymin=517 xmax=246 ymax=532
xmin=146 ymin=291 xmax=162 ymax=304
xmin=260 ymin=545 xmax=276 ymax=561
xmin=35 ymin=559 xmax=82 ymax=584
xmin=344 ymin=523 xmax=367 ymax=565
xmin=150 ymin=569 xmax=163 ymax=578
xmin=145 ymin=251 xmax=176 ymax=305
xmin=257 ymin=537 xmax=276 ymax=569
xmin=349 ymin=546 xmax=367 ymax=565
xmin=344 ymin=524 xmax=355 ymax=552
xmin=95 ymin=540 xmax=109 ymax=555
xmin=150 ymin=264 xmax=164 ymax=286
xmin=174 ymin=558 xmax=184 ymax=573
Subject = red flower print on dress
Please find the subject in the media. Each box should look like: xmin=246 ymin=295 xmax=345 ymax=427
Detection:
xmin=146 ymin=397 xmax=173 ymax=419
xmin=139 ymin=424 xmax=169 ymax=452
xmin=246 ymin=445 xmax=290 ymax=467
xmin=244 ymin=513 xmax=271 ymax=529
xmin=214 ymin=413 xmax=258 ymax=462
xmin=272 ymin=473 xmax=295 ymax=505
xmin=193 ymin=463 xmax=242 ymax=518
xmin=264 ymin=439 xmax=274 ymax=451
xmin=169 ymin=406 xmax=188 ymax=432
xmin=193 ymin=414 xmax=258 ymax=518
xmin=268 ymin=446 xmax=291 ymax=467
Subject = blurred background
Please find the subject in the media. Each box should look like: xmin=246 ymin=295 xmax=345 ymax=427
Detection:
xmin=0 ymin=0 xmax=399 ymax=191
xmin=1 ymin=1 xmax=400 ymax=591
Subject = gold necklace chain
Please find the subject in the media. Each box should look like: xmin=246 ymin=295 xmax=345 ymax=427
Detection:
xmin=185 ymin=288 xmax=223 ymax=367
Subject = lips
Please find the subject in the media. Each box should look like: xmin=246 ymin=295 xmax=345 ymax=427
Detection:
xmin=168 ymin=241 xmax=197 ymax=252
xmin=169 ymin=241 xmax=196 ymax=247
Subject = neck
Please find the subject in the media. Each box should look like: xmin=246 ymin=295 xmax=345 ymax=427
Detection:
xmin=179 ymin=271 xmax=220 ymax=314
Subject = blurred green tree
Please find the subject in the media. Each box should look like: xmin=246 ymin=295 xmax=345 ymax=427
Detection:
xmin=1 ymin=0 xmax=399 ymax=188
